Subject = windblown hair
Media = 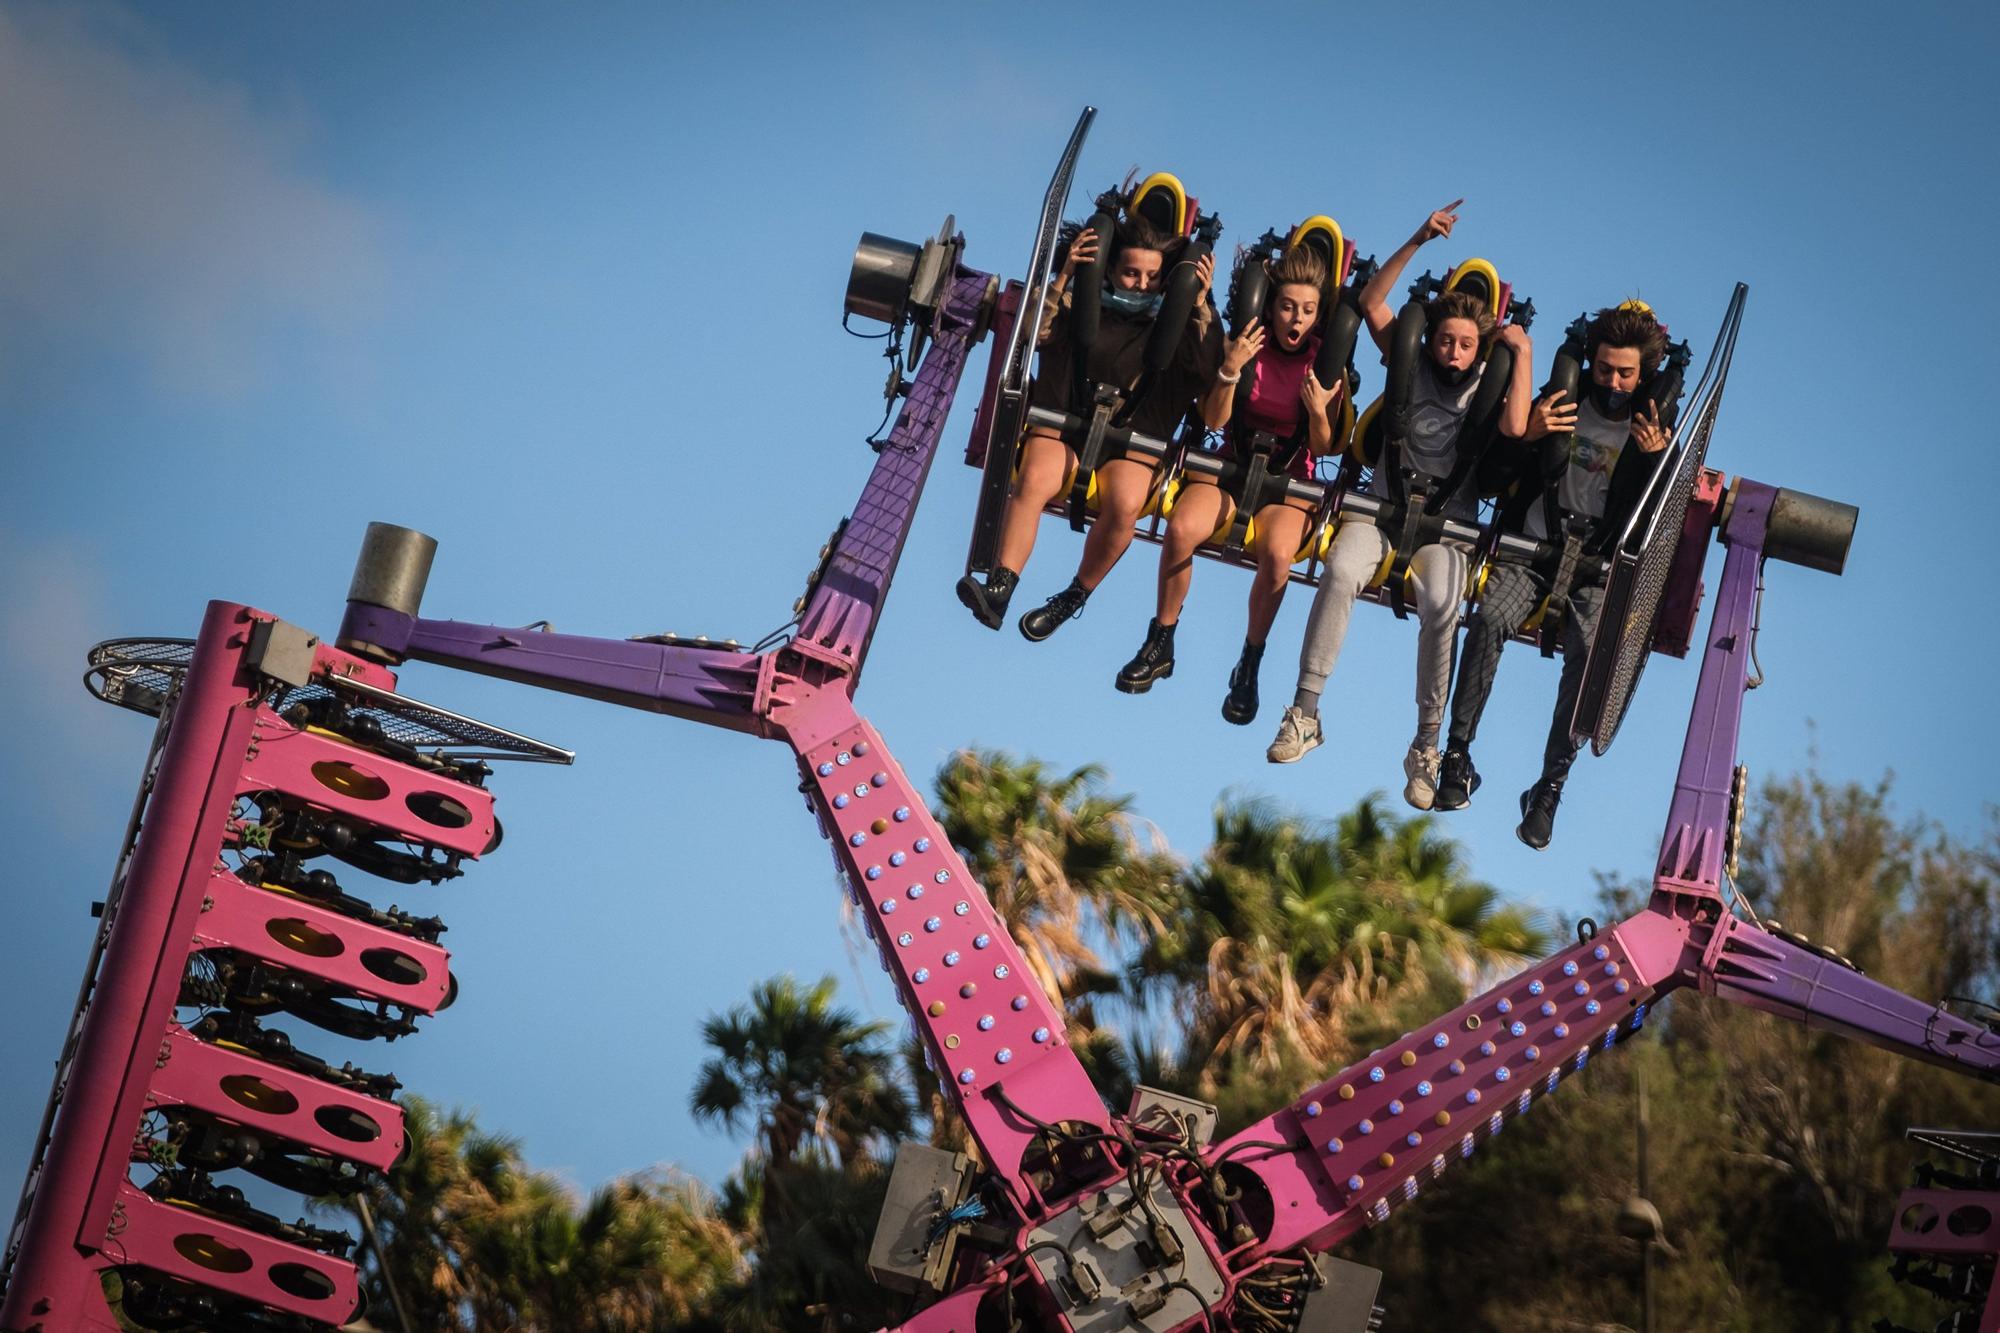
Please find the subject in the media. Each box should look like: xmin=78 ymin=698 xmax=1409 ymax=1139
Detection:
xmin=1114 ymin=212 xmax=1177 ymax=260
xmin=1425 ymin=288 xmax=1495 ymax=340
xmin=1266 ymin=245 xmax=1329 ymax=297
xmin=1585 ymin=304 xmax=1669 ymax=375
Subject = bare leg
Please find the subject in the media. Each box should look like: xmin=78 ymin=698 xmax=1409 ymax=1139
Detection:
xmin=995 ymin=430 xmax=1075 ymax=576
xmin=1075 ymin=457 xmax=1159 ymax=591
xmin=1156 ymin=482 xmax=1231 ymax=626
xmin=1245 ymin=501 xmax=1312 ymax=645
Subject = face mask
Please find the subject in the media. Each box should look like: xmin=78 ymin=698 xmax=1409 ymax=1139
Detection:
xmin=1429 ymin=357 xmax=1474 ymax=389
xmin=1102 ymin=287 xmax=1165 ymax=318
xmin=1590 ymin=381 xmax=1635 ymax=414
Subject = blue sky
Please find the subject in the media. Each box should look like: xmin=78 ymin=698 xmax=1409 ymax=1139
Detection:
xmin=3 ymin=1 xmax=1996 ymax=1200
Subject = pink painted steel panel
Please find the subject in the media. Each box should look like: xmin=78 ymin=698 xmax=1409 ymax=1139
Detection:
xmin=191 ymin=867 xmax=451 ymax=1012
xmin=145 ymin=1025 xmax=407 ymax=1174
xmin=100 ymin=1182 xmax=360 ymax=1324
xmin=235 ymin=709 xmax=495 ymax=858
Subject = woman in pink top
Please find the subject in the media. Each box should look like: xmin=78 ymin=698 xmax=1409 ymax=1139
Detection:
xmin=1114 ymin=245 xmax=1342 ymax=715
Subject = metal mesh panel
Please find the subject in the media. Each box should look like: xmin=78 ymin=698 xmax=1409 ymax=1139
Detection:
xmin=1590 ymin=438 xmax=1705 ymax=754
xmin=84 ymin=637 xmax=571 ymax=763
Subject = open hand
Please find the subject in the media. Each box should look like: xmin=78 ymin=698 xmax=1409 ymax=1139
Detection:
xmin=1223 ymin=318 xmax=1265 ymax=375
xmin=1526 ymin=389 xmax=1578 ymax=441
xmin=1301 ymin=370 xmax=1338 ymax=417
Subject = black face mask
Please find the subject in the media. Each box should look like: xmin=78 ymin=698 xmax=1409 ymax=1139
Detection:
xmin=1429 ymin=357 xmax=1475 ymax=389
xmin=1588 ymin=380 xmax=1635 ymax=415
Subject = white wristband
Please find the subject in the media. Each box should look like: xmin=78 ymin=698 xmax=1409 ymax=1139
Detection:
xmin=1216 ymin=369 xmax=1241 ymax=384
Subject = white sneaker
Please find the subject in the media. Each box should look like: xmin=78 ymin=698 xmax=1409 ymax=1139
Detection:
xmin=1402 ymin=742 xmax=1441 ymax=810
xmin=1267 ymin=706 xmax=1323 ymax=764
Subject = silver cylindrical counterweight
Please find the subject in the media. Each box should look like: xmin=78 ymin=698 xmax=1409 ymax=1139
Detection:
xmin=347 ymin=522 xmax=438 ymax=617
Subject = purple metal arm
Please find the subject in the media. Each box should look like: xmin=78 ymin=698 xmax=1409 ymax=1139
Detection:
xmin=331 ymin=271 xmax=1117 ymax=1213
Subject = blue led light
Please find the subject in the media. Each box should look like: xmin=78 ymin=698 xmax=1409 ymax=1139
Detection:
xmin=1328 ymin=1138 xmax=1344 ymax=1154
xmin=890 ymin=852 xmax=906 ymax=867
xmin=996 ymin=1049 xmax=1012 ymax=1064
xmin=872 ymin=772 xmax=889 ymax=787
xmin=1603 ymin=1030 xmax=1618 ymax=1049
xmin=818 ymin=763 xmax=835 ymax=777
xmin=958 ymin=1069 xmax=974 ymax=1084
xmin=897 ymin=932 xmax=913 ymax=947
xmin=1545 ymin=1072 xmax=1559 ymax=1094
xmin=1562 ymin=961 xmax=1578 ymax=977
xmin=994 ymin=964 xmax=1010 ymax=978
xmin=1358 ymin=1119 xmax=1374 ymax=1135
xmin=1478 ymin=1041 xmax=1496 ymax=1057
xmin=853 ymin=742 xmax=870 ymax=756
xmin=1012 ymin=996 xmax=1028 ymax=1011
xmin=974 ymin=934 xmax=991 ymax=949
xmin=934 ymin=870 xmax=951 ymax=884
xmin=1448 ymin=1059 xmax=1465 ymax=1075
xmin=943 ymin=951 xmax=960 ymax=966
xmin=836 ymin=752 xmax=851 ymax=766
xmin=1615 ymin=979 xmax=1631 ymax=994
xmin=1540 ymin=1001 xmax=1557 ymax=1017
xmin=1369 ymin=1066 xmax=1385 ymax=1083
xmin=1573 ymin=981 xmax=1589 ymax=996
xmin=1603 ymin=962 xmax=1619 ymax=976
xmin=924 ymin=917 xmax=941 ymax=933
xmin=1416 ymin=1081 xmax=1433 ymax=1097
xmin=1347 ymin=1175 xmax=1364 ymax=1192
xmin=914 ymin=968 xmax=930 ymax=983
xmin=850 ymin=832 xmax=867 ymax=847
xmin=1489 ymin=1113 xmax=1504 ymax=1135
xmin=1465 ymin=1089 xmax=1482 ymax=1105
xmin=866 ymin=867 xmax=882 ymax=881
xmin=1388 ymin=1100 xmax=1404 ymax=1116
xmin=1496 ymin=1066 xmax=1512 ymax=1082
xmin=1528 ymin=980 xmax=1544 ymax=996
xmin=1305 ymin=1101 xmax=1322 ymax=1118
xmin=1509 ymin=1021 xmax=1526 ymax=1038
xmin=1432 ymin=1033 xmax=1450 ymax=1048
xmin=1406 ymin=1133 xmax=1421 ymax=1148
xmin=1523 ymin=1046 xmax=1540 ymax=1061
xmin=1585 ymin=1000 xmax=1601 ymax=1015
xmin=1460 ymin=1134 xmax=1476 ymax=1159
xmin=1593 ymin=944 xmax=1608 ymax=961
xmin=907 ymin=884 xmax=924 ymax=899
xmin=854 ymin=783 xmax=869 ymax=798
xmin=1553 ymin=1023 xmax=1569 ymax=1039
xmin=880 ymin=899 xmax=897 ymax=914
xmin=1634 ymin=1003 xmax=1649 ymax=1022
xmin=1518 ymin=1092 xmax=1533 ymax=1114
xmin=833 ymin=794 xmax=849 ymax=810
xmin=1032 ymin=1027 xmax=1049 ymax=1043
xmin=895 ymin=806 xmax=911 ymax=822
xmin=1497 ymin=998 xmax=1512 ymax=1015
xmin=978 ymin=1015 xmax=994 ymax=1031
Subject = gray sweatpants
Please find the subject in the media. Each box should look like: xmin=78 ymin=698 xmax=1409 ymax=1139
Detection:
xmin=1297 ymin=521 xmax=1469 ymax=744
xmin=1446 ymin=560 xmax=1604 ymax=784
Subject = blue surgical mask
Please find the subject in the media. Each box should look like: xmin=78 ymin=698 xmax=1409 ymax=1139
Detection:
xmin=1102 ymin=287 xmax=1165 ymax=318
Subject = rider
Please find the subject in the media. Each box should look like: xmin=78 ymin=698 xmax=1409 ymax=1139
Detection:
xmin=1433 ymin=303 xmax=1674 ymax=848
xmin=1264 ymin=200 xmax=1533 ymax=813
xmin=954 ymin=214 xmax=1221 ymax=635
xmin=1114 ymin=243 xmax=1340 ymax=709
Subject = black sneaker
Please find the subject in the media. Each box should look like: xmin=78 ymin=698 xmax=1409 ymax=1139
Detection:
xmin=1516 ymin=779 xmax=1564 ymax=850
xmin=1115 ymin=620 xmax=1176 ymax=694
xmin=955 ymin=567 xmax=1018 ymax=630
xmin=1434 ymin=747 xmax=1480 ymax=812
xmin=1019 ymin=580 xmax=1090 ymax=642
xmin=1221 ymin=642 xmax=1263 ymax=725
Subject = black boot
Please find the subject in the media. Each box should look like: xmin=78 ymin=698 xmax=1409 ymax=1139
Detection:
xmin=1516 ymin=778 xmax=1564 ymax=850
xmin=1221 ymin=641 xmax=1263 ymax=725
xmin=1019 ymin=579 xmax=1090 ymax=642
xmin=1115 ymin=619 xmax=1176 ymax=694
xmin=1434 ymin=746 xmax=1481 ymax=811
xmin=955 ymin=567 xmax=1019 ymax=631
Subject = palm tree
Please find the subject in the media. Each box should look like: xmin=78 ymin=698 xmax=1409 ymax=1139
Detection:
xmin=933 ymin=750 xmax=1180 ymax=1023
xmin=1146 ymin=794 xmax=1549 ymax=1097
xmin=688 ymin=974 xmax=912 ymax=1182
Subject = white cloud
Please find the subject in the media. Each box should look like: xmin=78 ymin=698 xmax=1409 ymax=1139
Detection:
xmin=0 ymin=4 xmax=389 ymax=400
